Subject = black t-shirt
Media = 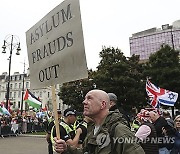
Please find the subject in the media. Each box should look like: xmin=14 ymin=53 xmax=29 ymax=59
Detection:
xmin=78 ymin=122 xmax=87 ymax=144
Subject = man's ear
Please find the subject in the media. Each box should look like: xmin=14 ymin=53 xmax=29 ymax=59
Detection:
xmin=110 ymin=101 xmax=113 ymax=106
xmin=101 ymin=101 xmax=106 ymax=109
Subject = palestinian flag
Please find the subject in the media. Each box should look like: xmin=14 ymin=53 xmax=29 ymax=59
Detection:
xmin=24 ymin=89 xmax=42 ymax=109
xmin=0 ymin=106 xmax=11 ymax=116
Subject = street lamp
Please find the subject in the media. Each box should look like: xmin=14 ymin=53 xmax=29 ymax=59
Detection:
xmin=170 ymin=25 xmax=175 ymax=50
xmin=2 ymin=35 xmax=21 ymax=109
xmin=20 ymin=61 xmax=25 ymax=115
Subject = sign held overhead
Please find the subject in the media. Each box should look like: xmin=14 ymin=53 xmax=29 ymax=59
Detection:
xmin=26 ymin=0 xmax=88 ymax=89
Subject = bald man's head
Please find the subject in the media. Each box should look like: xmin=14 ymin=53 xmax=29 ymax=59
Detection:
xmin=83 ymin=89 xmax=110 ymax=119
xmin=87 ymin=89 xmax=110 ymax=109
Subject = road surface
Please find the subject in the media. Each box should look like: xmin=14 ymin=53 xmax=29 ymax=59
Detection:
xmin=0 ymin=136 xmax=48 ymax=154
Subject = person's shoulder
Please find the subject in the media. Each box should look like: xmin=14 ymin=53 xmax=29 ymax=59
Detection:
xmin=49 ymin=120 xmax=55 ymax=125
xmin=114 ymin=122 xmax=134 ymax=136
xmin=159 ymin=116 xmax=169 ymax=125
xmin=116 ymin=122 xmax=131 ymax=129
xmin=159 ymin=116 xmax=166 ymax=121
xmin=112 ymin=123 xmax=145 ymax=154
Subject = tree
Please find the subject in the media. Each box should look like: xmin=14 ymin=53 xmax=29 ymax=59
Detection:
xmin=93 ymin=47 xmax=146 ymax=111
xmin=143 ymin=44 xmax=180 ymax=108
xmin=59 ymin=70 xmax=95 ymax=111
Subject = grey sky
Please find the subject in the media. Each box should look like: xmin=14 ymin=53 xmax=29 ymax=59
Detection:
xmin=0 ymin=0 xmax=180 ymax=75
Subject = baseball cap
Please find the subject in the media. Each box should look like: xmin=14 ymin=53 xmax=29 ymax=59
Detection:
xmin=57 ymin=110 xmax=61 ymax=114
xmin=64 ymin=108 xmax=76 ymax=117
xmin=108 ymin=93 xmax=117 ymax=101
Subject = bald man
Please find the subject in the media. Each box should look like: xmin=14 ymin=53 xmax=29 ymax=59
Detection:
xmin=54 ymin=89 xmax=145 ymax=154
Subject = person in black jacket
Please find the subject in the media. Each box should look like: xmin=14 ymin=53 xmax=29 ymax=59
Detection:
xmin=149 ymin=110 xmax=174 ymax=154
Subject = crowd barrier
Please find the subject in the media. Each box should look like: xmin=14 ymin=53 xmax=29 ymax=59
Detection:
xmin=0 ymin=121 xmax=48 ymax=138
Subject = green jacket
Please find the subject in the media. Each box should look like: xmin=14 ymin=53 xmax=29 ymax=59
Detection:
xmin=64 ymin=111 xmax=145 ymax=154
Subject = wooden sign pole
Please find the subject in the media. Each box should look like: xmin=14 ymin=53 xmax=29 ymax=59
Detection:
xmin=51 ymin=85 xmax=60 ymax=139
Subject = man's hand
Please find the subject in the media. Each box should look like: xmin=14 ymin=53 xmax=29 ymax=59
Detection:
xmin=54 ymin=137 xmax=67 ymax=153
xmin=76 ymin=127 xmax=82 ymax=134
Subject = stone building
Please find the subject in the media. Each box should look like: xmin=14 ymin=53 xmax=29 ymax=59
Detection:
xmin=0 ymin=69 xmax=67 ymax=113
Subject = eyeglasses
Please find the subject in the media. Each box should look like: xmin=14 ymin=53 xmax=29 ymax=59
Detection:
xmin=175 ymin=120 xmax=180 ymax=123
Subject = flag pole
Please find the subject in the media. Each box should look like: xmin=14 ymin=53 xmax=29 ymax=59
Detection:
xmin=51 ymin=85 xmax=60 ymax=139
xmin=171 ymin=106 xmax=174 ymax=119
xmin=171 ymin=32 xmax=175 ymax=119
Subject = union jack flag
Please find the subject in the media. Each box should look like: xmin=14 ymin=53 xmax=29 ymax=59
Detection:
xmin=146 ymin=79 xmax=178 ymax=107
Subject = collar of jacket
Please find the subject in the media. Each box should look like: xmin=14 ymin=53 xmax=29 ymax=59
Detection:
xmin=87 ymin=111 xmax=121 ymax=144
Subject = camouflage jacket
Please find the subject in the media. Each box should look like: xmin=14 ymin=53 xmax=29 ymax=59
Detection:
xmin=64 ymin=111 xmax=145 ymax=154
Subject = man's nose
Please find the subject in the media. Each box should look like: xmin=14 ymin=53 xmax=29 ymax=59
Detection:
xmin=82 ymin=99 xmax=87 ymax=105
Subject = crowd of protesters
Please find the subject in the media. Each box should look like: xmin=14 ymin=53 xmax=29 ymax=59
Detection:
xmin=131 ymin=108 xmax=180 ymax=154
xmin=1 ymin=91 xmax=180 ymax=154
xmin=51 ymin=91 xmax=180 ymax=154
xmin=0 ymin=111 xmax=49 ymax=137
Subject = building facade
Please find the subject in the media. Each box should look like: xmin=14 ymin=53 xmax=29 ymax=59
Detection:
xmin=129 ymin=20 xmax=180 ymax=61
xmin=0 ymin=70 xmax=67 ymax=112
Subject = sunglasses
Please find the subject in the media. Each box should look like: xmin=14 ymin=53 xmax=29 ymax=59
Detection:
xmin=175 ymin=120 xmax=180 ymax=123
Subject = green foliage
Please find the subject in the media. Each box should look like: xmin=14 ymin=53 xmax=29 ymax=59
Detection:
xmin=59 ymin=44 xmax=180 ymax=112
xmin=59 ymin=70 xmax=95 ymax=111
xmin=94 ymin=47 xmax=146 ymax=111
xmin=143 ymin=44 xmax=180 ymax=108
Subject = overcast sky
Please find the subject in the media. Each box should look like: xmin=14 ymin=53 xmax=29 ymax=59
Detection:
xmin=0 ymin=0 xmax=180 ymax=75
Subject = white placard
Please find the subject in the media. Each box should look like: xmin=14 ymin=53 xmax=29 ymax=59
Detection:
xmin=26 ymin=0 xmax=88 ymax=89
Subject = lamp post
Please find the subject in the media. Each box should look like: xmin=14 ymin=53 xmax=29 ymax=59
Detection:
xmin=170 ymin=25 xmax=175 ymax=50
xmin=2 ymin=35 xmax=21 ymax=109
xmin=170 ymin=26 xmax=175 ymax=118
xmin=20 ymin=61 xmax=25 ymax=115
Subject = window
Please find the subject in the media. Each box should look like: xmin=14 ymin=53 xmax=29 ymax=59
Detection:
xmin=18 ymin=91 xmax=21 ymax=98
xmin=26 ymin=82 xmax=29 ymax=88
xmin=12 ymin=76 xmax=15 ymax=81
xmin=19 ymin=83 xmax=21 ymax=89
xmin=10 ymin=84 xmax=13 ymax=89
xmin=10 ymin=92 xmax=12 ymax=98
xmin=14 ymin=92 xmax=16 ymax=98
xmin=14 ymin=83 xmax=17 ymax=89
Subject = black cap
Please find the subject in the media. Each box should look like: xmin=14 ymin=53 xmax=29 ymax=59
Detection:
xmin=57 ymin=110 xmax=61 ymax=114
xmin=108 ymin=93 xmax=117 ymax=101
xmin=64 ymin=108 xmax=76 ymax=117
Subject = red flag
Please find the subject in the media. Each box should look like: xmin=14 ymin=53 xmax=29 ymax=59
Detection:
xmin=42 ymin=104 xmax=48 ymax=112
xmin=24 ymin=89 xmax=29 ymax=100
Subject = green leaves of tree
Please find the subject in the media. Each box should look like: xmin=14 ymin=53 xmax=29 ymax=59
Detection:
xmin=59 ymin=45 xmax=180 ymax=111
